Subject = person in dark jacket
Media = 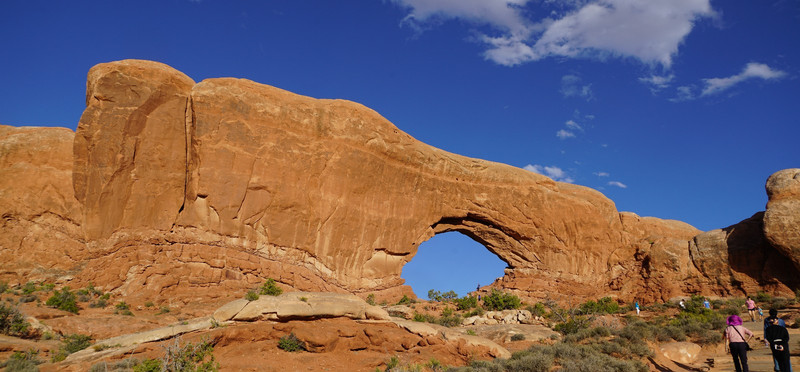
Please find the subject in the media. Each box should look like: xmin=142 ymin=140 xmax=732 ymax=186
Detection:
xmin=764 ymin=308 xmax=792 ymax=372
xmin=765 ymin=316 xmax=792 ymax=372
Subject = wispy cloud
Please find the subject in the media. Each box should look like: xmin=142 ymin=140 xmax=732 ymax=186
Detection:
xmin=608 ymin=181 xmax=627 ymax=188
xmin=391 ymin=0 xmax=715 ymax=67
xmin=639 ymin=74 xmax=675 ymax=93
xmin=701 ymin=62 xmax=787 ymax=96
xmin=524 ymin=164 xmax=574 ymax=183
xmin=556 ymin=129 xmax=576 ymax=139
xmin=594 ymin=171 xmax=610 ymax=177
xmin=669 ymin=85 xmax=696 ymax=102
xmin=560 ymin=75 xmax=594 ymax=100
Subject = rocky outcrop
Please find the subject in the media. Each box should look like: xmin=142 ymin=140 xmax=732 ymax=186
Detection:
xmin=764 ymin=168 xmax=800 ymax=271
xmin=68 ymin=59 xmax=712 ymax=303
xmin=2 ymin=59 xmax=798 ymax=304
xmin=213 ymin=292 xmax=390 ymax=322
xmin=0 ymin=125 xmax=87 ymax=283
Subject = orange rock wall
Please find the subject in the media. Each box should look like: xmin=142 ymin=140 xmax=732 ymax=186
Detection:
xmin=1 ymin=59 xmax=797 ymax=304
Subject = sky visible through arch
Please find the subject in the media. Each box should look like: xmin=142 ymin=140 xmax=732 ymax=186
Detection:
xmin=1 ymin=1 xmax=798 ymax=296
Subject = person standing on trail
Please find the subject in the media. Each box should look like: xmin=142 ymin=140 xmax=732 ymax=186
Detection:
xmin=765 ymin=315 xmax=792 ymax=372
xmin=724 ymin=314 xmax=754 ymax=372
xmin=764 ymin=309 xmax=792 ymax=372
xmin=745 ymin=297 xmax=757 ymax=322
xmin=635 ymin=300 xmax=640 ymax=316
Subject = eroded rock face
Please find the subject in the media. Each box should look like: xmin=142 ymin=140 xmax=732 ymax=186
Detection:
xmin=72 ymin=60 xmax=688 ymax=302
xmin=4 ymin=59 xmax=798 ymax=304
xmin=0 ymin=125 xmax=87 ymax=283
xmin=764 ymin=168 xmax=800 ymax=271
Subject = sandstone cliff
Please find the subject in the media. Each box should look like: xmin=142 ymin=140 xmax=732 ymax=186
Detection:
xmin=1 ymin=60 xmax=797 ymax=304
xmin=0 ymin=125 xmax=87 ymax=282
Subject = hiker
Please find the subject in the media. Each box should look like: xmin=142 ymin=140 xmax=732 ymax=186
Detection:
xmin=745 ymin=297 xmax=757 ymax=322
xmin=724 ymin=314 xmax=754 ymax=372
xmin=635 ymin=300 xmax=640 ymax=316
xmin=679 ymin=299 xmax=686 ymax=310
xmin=765 ymin=315 xmax=792 ymax=372
xmin=703 ymin=298 xmax=711 ymax=309
xmin=764 ymin=309 xmax=792 ymax=372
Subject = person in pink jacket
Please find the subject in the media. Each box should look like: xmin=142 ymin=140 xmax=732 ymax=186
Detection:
xmin=724 ymin=315 xmax=755 ymax=372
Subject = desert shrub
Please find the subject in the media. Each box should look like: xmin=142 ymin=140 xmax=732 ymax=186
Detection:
xmin=0 ymin=303 xmax=31 ymax=337
xmin=465 ymin=329 xmax=476 ymax=336
xmin=51 ymin=333 xmax=93 ymax=362
xmin=0 ymin=281 xmax=8 ymax=293
xmin=21 ymin=282 xmax=38 ymax=295
xmin=511 ymin=333 xmax=526 ymax=341
xmin=132 ymin=358 xmax=162 ymax=372
xmin=526 ymin=302 xmax=547 ymax=317
xmin=428 ymin=289 xmax=442 ymax=302
xmin=244 ymin=290 xmax=259 ymax=301
xmin=18 ymin=295 xmax=37 ymax=303
xmin=453 ymin=295 xmax=478 ymax=310
xmin=278 ymin=333 xmax=305 ymax=352
xmin=45 ymin=287 xmax=79 ymax=314
xmin=554 ymin=316 xmax=591 ymax=335
xmin=259 ymin=278 xmax=282 ymax=296
xmin=366 ymin=294 xmax=376 ymax=305
xmin=412 ymin=312 xmax=436 ymax=323
xmin=755 ymin=291 xmax=771 ymax=303
xmin=115 ymin=301 xmax=130 ymax=310
xmin=0 ymin=349 xmax=42 ymax=372
xmin=427 ymin=358 xmax=444 ymax=372
xmin=136 ymin=338 xmax=218 ymax=371
xmin=397 ymin=295 xmax=415 ymax=306
xmin=437 ymin=312 xmax=462 ymax=328
xmin=144 ymin=301 xmax=154 ymax=308
xmin=89 ymin=298 xmax=108 ymax=308
xmin=482 ymin=289 xmax=521 ymax=311
xmin=579 ymin=297 xmax=620 ymax=315
xmin=465 ymin=307 xmax=484 ymax=317
xmin=157 ymin=306 xmax=171 ymax=314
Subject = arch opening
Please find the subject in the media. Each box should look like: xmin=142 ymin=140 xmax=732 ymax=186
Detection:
xmin=401 ymin=231 xmax=508 ymax=299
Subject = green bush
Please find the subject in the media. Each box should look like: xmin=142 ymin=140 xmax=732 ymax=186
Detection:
xmin=454 ymin=295 xmax=478 ymax=310
xmin=511 ymin=333 xmax=526 ymax=341
xmin=132 ymin=358 xmax=163 ymax=372
xmin=52 ymin=333 xmax=93 ymax=362
xmin=45 ymin=287 xmax=79 ymax=314
xmin=0 ymin=281 xmax=8 ymax=293
xmin=244 ymin=290 xmax=259 ymax=301
xmin=0 ymin=304 xmax=31 ymax=337
xmin=278 ymin=333 xmax=305 ymax=352
xmin=527 ymin=302 xmax=547 ymax=317
xmin=366 ymin=294 xmax=376 ymax=305
xmin=554 ymin=316 xmax=591 ymax=335
xmin=21 ymin=282 xmax=38 ymax=295
xmin=115 ymin=301 xmax=130 ymax=310
xmin=161 ymin=339 xmax=219 ymax=371
xmin=0 ymin=349 xmax=42 ymax=372
xmin=482 ymin=289 xmax=521 ymax=311
xmin=579 ymin=297 xmax=620 ymax=315
xmin=259 ymin=279 xmax=282 ymax=296
xmin=396 ymin=295 xmax=415 ymax=306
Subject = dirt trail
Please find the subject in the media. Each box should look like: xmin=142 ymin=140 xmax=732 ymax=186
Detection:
xmin=708 ymin=318 xmax=799 ymax=372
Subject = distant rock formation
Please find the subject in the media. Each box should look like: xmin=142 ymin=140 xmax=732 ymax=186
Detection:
xmin=0 ymin=59 xmax=797 ymax=304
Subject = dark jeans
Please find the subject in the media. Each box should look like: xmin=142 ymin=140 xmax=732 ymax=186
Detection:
xmin=771 ymin=347 xmax=791 ymax=372
xmin=730 ymin=342 xmax=749 ymax=372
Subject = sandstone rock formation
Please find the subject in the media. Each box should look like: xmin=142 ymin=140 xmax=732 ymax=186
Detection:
xmin=1 ymin=59 xmax=798 ymax=305
xmin=764 ymin=168 xmax=800 ymax=271
xmin=0 ymin=125 xmax=87 ymax=283
xmin=69 ymin=59 xmax=711 ymax=304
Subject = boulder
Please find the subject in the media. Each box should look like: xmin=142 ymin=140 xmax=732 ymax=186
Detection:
xmin=659 ymin=341 xmax=702 ymax=364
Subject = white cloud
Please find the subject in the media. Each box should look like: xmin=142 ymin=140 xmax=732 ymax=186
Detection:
xmin=524 ymin=164 xmax=575 ymax=183
xmin=565 ymin=120 xmax=583 ymax=131
xmin=391 ymin=0 xmax=714 ymax=67
xmin=669 ymin=85 xmax=696 ymax=102
xmin=560 ymin=75 xmax=594 ymax=100
xmin=608 ymin=181 xmax=627 ymax=188
xmin=701 ymin=62 xmax=787 ymax=96
xmin=639 ymin=74 xmax=675 ymax=93
xmin=556 ymin=129 xmax=575 ymax=139
xmin=594 ymin=171 xmax=610 ymax=177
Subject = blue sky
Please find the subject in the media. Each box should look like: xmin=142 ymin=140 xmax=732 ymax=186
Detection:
xmin=1 ymin=0 xmax=798 ymax=298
